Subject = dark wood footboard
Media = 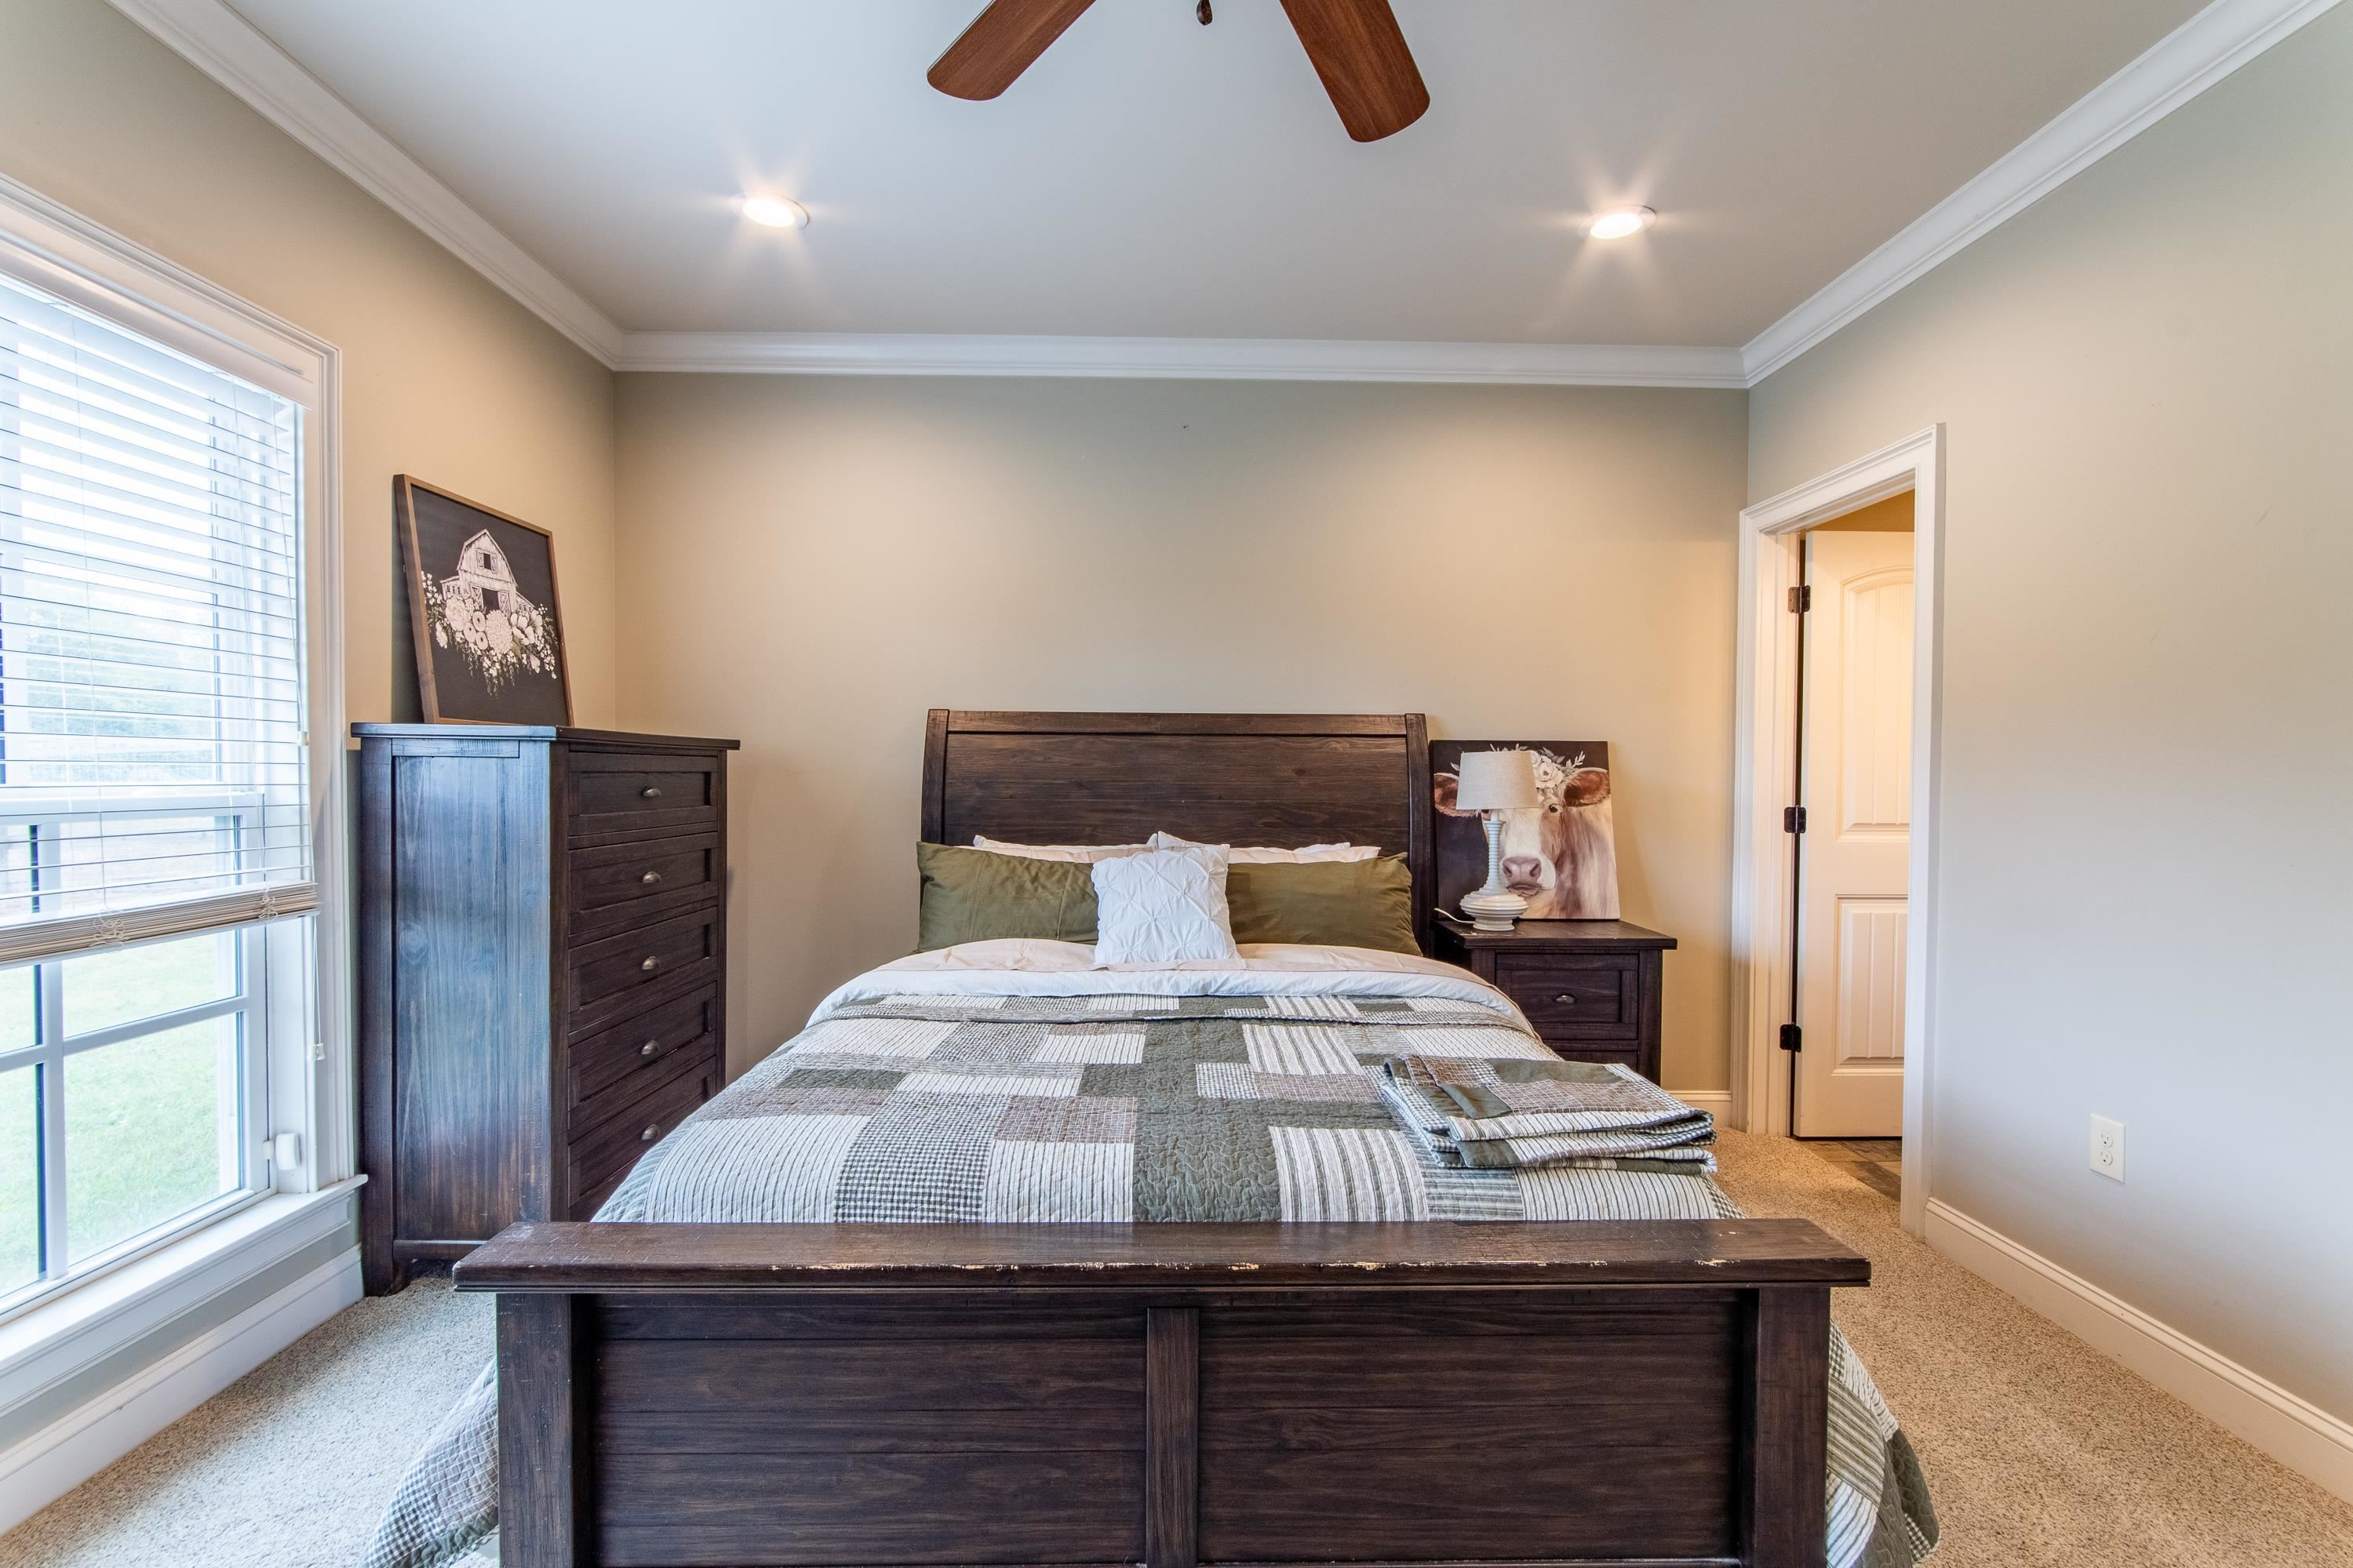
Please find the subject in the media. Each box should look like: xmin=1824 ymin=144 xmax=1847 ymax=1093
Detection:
xmin=454 ymin=1221 xmax=1867 ymax=1568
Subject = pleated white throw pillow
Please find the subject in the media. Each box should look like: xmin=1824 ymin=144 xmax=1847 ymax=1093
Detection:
xmin=1091 ymin=846 xmax=1240 ymax=966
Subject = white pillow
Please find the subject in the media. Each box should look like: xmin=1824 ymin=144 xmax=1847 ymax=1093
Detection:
xmin=1148 ymin=830 xmax=1378 ymax=864
xmin=1091 ymin=846 xmax=1240 ymax=966
xmin=972 ymin=835 xmax=1148 ymax=864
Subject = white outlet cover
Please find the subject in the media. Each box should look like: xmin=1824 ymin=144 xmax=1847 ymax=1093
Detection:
xmin=2089 ymin=1115 xmax=2125 ymax=1182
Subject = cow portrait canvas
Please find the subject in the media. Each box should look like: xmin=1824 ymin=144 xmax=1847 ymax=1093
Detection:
xmin=1432 ymin=740 xmax=1620 ymax=920
xmin=397 ymin=476 xmax=572 ymax=726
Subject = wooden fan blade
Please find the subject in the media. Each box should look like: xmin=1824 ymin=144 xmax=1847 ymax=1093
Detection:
xmin=1277 ymin=0 xmax=1429 ymax=141
xmin=928 ymin=0 xmax=1100 ymax=100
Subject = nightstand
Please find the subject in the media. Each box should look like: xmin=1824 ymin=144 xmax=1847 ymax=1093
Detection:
xmin=1432 ymin=915 xmax=1677 ymax=1083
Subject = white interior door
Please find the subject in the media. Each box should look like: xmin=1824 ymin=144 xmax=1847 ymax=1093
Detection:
xmin=1794 ymin=529 xmax=1913 ymax=1137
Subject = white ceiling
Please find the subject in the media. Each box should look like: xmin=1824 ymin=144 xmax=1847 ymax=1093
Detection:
xmin=220 ymin=0 xmax=2208 ymax=347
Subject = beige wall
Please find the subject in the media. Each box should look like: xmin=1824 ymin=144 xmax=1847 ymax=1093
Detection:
xmin=1750 ymin=7 xmax=2353 ymax=1418
xmin=0 ymin=0 xmax=620 ymax=729
xmin=614 ymin=375 xmax=1748 ymax=1090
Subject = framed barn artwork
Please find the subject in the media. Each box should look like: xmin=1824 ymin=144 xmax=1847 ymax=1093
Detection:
xmin=395 ymin=476 xmax=572 ymax=726
xmin=1431 ymin=740 xmax=1620 ymax=919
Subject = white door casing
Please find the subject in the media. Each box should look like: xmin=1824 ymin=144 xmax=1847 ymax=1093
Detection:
xmin=1794 ymin=531 xmax=1913 ymax=1136
xmin=1730 ymin=424 xmax=1942 ymax=1237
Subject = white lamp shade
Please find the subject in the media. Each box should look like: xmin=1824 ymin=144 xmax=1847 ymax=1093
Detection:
xmin=1453 ymin=749 xmax=1540 ymax=811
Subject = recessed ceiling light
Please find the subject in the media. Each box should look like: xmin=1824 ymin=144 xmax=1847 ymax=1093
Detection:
xmin=1586 ymin=206 xmax=1656 ymax=240
xmin=741 ymin=195 xmax=809 ymax=230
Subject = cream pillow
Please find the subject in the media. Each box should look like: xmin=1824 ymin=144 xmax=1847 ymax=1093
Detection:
xmin=1148 ymin=830 xmax=1378 ymax=864
xmin=972 ymin=835 xmax=1148 ymax=864
xmin=1091 ymin=846 xmax=1240 ymax=966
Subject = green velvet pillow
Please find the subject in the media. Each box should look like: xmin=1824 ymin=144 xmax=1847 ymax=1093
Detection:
xmin=1226 ymin=855 xmax=1419 ymax=954
xmin=915 ymin=842 xmax=1098 ymax=951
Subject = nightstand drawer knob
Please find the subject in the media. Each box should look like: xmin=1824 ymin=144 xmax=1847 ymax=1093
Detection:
xmin=640 ymin=1123 xmax=659 ymax=1143
xmin=641 ymin=956 xmax=661 ymax=972
xmin=640 ymin=785 xmax=664 ymax=799
xmin=640 ymin=870 xmax=663 ymax=885
xmin=1553 ymin=994 xmax=1579 ymax=1006
xmin=640 ymin=1039 xmax=661 ymax=1057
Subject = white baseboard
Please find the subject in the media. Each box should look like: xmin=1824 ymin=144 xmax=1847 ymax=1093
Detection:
xmin=1925 ymin=1199 xmax=2353 ymax=1505
xmin=1670 ymin=1088 xmax=1732 ymax=1115
xmin=0 ymin=1246 xmax=361 ymax=1533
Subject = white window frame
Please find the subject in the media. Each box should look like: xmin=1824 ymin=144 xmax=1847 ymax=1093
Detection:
xmin=0 ymin=173 xmax=351 ymax=1326
xmin=0 ymin=925 xmax=270 ymax=1317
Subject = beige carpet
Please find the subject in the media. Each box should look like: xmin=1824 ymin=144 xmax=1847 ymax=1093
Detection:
xmin=1709 ymin=1129 xmax=2353 ymax=1567
xmin=4 ymin=1130 xmax=2348 ymax=1566
xmin=0 ymin=1274 xmax=490 ymax=1568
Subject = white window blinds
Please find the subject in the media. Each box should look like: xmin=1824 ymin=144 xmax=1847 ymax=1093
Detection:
xmin=0 ymin=271 xmax=313 ymax=966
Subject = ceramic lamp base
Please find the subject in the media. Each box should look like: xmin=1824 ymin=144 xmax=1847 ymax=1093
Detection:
xmin=1458 ymin=888 xmax=1529 ymax=932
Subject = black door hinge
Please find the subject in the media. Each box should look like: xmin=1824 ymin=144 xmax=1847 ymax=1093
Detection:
xmin=1787 ymin=584 xmax=1812 ymax=613
xmin=1783 ymin=805 xmax=1808 ymax=834
xmin=1779 ymin=1023 xmax=1803 ymax=1053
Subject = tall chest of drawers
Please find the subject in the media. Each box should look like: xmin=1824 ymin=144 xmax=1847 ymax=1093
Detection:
xmin=354 ymin=725 xmax=738 ymax=1293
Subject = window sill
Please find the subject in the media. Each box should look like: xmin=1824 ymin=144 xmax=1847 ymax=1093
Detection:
xmin=0 ymin=1177 xmax=364 ymax=1416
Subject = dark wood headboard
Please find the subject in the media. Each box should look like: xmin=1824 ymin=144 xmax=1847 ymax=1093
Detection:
xmin=921 ymin=711 xmax=1434 ymax=953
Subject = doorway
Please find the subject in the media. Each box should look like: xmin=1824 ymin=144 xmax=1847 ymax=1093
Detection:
xmin=1791 ymin=498 xmax=1914 ymax=1137
xmin=1730 ymin=427 xmax=1943 ymax=1237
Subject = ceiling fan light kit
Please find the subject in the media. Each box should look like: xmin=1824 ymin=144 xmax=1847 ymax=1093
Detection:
xmin=930 ymin=0 xmax=1429 ymax=143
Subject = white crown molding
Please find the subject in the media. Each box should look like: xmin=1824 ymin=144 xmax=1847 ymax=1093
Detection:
xmin=613 ymin=332 xmax=1750 ymax=386
xmin=106 ymin=0 xmax=2339 ymax=389
xmin=1741 ymin=0 xmax=2344 ymax=384
xmin=103 ymin=0 xmax=626 ymax=366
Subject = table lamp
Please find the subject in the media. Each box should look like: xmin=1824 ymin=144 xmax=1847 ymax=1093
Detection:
xmin=1454 ymin=748 xmax=1540 ymax=930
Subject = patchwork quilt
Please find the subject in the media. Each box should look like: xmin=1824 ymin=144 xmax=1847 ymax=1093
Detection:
xmin=362 ymin=966 xmax=1936 ymax=1568
xmin=603 ymin=991 xmax=1732 ymax=1225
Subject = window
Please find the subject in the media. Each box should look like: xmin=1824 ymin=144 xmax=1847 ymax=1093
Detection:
xmin=0 ymin=258 xmax=325 ymax=1317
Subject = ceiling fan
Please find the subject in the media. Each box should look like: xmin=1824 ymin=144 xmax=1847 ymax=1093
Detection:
xmin=928 ymin=0 xmax=1430 ymax=143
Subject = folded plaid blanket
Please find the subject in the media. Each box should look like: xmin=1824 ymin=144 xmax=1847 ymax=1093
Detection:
xmin=1379 ymin=1054 xmax=1716 ymax=1171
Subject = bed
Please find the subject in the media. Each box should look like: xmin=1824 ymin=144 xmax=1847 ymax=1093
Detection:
xmin=366 ymin=712 xmax=1933 ymax=1568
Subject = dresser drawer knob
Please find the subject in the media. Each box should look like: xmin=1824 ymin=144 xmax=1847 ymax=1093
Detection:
xmin=640 ymin=1039 xmax=661 ymax=1057
xmin=640 ymin=870 xmax=663 ymax=885
xmin=1553 ymin=994 xmax=1579 ymax=1006
xmin=640 ymin=785 xmax=664 ymax=799
xmin=640 ymin=1123 xmax=659 ymax=1143
xmin=640 ymin=956 xmax=661 ymax=973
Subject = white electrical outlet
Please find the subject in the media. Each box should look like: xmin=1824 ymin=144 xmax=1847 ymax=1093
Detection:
xmin=2089 ymin=1115 xmax=2125 ymax=1182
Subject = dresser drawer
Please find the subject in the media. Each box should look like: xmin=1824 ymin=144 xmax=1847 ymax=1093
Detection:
xmin=1492 ymin=952 xmax=1639 ymax=1042
xmin=566 ymin=1049 xmax=715 ymax=1218
xmin=569 ymin=907 xmax=720 ymax=1031
xmin=1433 ymin=919 xmax=1671 ymax=1090
xmin=569 ymin=985 xmax=719 ymax=1132
xmin=566 ymin=831 xmax=719 ymax=941
xmin=568 ymin=750 xmax=720 ymax=844
xmin=1542 ymin=1044 xmax=1644 ymax=1071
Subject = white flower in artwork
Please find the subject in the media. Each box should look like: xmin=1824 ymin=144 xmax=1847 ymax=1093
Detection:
xmin=424 ymin=529 xmax=559 ymax=690
xmin=1524 ymin=749 xmax=1585 ymax=796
